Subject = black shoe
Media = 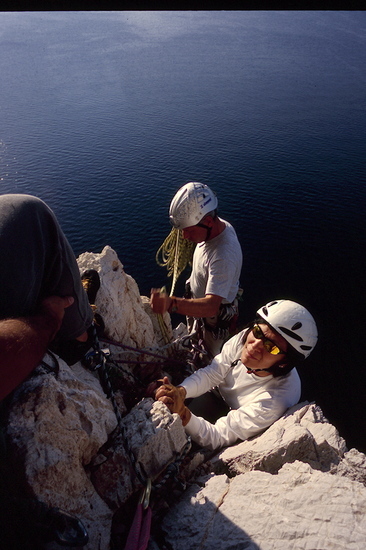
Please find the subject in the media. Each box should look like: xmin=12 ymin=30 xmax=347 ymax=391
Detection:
xmin=8 ymin=497 xmax=89 ymax=547
xmin=49 ymin=322 xmax=100 ymax=366
xmin=81 ymin=269 xmax=101 ymax=305
xmin=35 ymin=505 xmax=89 ymax=547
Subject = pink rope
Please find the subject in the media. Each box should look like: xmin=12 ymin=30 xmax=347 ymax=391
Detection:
xmin=124 ymin=503 xmax=152 ymax=550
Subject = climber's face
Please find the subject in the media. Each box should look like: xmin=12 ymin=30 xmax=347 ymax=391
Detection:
xmin=182 ymin=215 xmax=214 ymax=243
xmin=241 ymin=323 xmax=288 ymax=376
xmin=182 ymin=224 xmax=208 ymax=243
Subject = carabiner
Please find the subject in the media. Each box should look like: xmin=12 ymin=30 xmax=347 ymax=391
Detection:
xmin=139 ymin=478 xmax=152 ymax=510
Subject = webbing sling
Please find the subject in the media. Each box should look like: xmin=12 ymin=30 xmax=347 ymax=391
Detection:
xmin=124 ymin=479 xmax=152 ymax=550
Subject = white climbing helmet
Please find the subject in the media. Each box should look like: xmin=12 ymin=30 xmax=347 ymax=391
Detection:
xmin=169 ymin=182 xmax=218 ymax=229
xmin=257 ymin=300 xmax=318 ymax=359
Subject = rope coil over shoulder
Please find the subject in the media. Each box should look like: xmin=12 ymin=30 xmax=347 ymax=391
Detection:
xmin=156 ymin=227 xmax=195 ymax=296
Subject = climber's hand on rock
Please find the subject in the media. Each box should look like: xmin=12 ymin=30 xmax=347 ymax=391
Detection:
xmin=156 ymin=377 xmax=187 ymax=415
xmin=145 ymin=377 xmax=168 ymax=398
xmin=155 ymin=376 xmax=177 ymax=399
xmin=154 ymin=376 xmax=172 ymax=400
xmin=150 ymin=289 xmax=172 ymax=314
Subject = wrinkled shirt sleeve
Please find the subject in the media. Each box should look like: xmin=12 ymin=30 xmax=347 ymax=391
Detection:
xmin=205 ymin=257 xmax=239 ymax=301
xmin=181 ymin=334 xmax=239 ymax=398
xmin=184 ymin=392 xmax=288 ymax=450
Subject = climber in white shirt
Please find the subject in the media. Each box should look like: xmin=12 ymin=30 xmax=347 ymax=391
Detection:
xmin=155 ymin=299 xmax=318 ymax=451
xmin=150 ymin=182 xmax=242 ymax=360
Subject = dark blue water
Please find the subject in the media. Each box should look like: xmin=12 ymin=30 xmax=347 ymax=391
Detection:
xmin=1 ymin=11 xmax=366 ymax=452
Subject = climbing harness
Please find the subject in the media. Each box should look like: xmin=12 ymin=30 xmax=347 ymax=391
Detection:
xmin=185 ymin=319 xmax=211 ymax=372
xmin=203 ymin=300 xmax=240 ymax=342
xmin=156 ymin=227 xmax=195 ymax=296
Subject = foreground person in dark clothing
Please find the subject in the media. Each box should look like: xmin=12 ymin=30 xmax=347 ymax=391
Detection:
xmin=0 ymin=193 xmax=97 ymax=547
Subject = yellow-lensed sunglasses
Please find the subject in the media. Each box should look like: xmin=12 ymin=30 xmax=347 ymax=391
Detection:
xmin=252 ymin=324 xmax=286 ymax=356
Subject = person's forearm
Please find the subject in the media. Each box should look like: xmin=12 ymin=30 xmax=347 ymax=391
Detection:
xmin=180 ymin=406 xmax=192 ymax=426
xmin=184 ymin=412 xmax=240 ymax=451
xmin=0 ymin=294 xmax=75 ymax=401
xmin=150 ymin=289 xmax=222 ymax=317
xmin=168 ymin=295 xmax=222 ymax=318
xmin=0 ymin=314 xmax=60 ymax=401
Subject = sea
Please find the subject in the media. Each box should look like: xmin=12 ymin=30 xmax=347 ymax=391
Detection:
xmin=1 ymin=10 xmax=366 ymax=452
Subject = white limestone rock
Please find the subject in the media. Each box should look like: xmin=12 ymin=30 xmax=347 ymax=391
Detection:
xmin=91 ymin=399 xmax=189 ymax=510
xmin=161 ymin=461 xmax=366 ymax=550
xmin=77 ymin=245 xmax=157 ymax=349
xmin=7 ymin=354 xmax=118 ymax=550
xmin=332 ymin=447 xmax=366 ymax=486
xmin=212 ymin=402 xmax=347 ymax=476
xmin=5 ymin=356 xmax=188 ymax=547
xmin=89 ymin=430 xmax=135 ymax=511
xmin=124 ymin=399 xmax=189 ymax=479
xmin=160 ymin=474 xmax=231 ymax=550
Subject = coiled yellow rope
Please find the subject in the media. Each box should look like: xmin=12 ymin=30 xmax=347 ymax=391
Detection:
xmin=156 ymin=228 xmax=195 ymax=296
xmin=154 ymin=228 xmax=195 ymax=345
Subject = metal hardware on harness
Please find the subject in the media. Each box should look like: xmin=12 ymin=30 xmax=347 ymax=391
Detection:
xmin=84 ymin=334 xmax=147 ymax=485
xmin=186 ymin=320 xmax=212 ymax=371
xmin=84 ymin=347 xmax=110 ymax=371
xmin=191 ymin=342 xmax=208 ymax=355
xmin=140 ymin=478 xmax=152 ymax=510
xmin=85 ymin=330 xmax=194 ymax=550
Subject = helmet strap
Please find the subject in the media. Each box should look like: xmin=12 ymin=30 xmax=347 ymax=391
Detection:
xmin=196 ymin=222 xmax=212 ymax=241
xmin=246 ymin=367 xmax=270 ymax=374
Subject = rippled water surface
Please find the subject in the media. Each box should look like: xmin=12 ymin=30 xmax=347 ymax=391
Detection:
xmin=1 ymin=11 xmax=366 ymax=451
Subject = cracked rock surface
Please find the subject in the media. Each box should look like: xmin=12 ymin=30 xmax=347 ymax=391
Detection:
xmin=161 ymin=461 xmax=366 ymax=550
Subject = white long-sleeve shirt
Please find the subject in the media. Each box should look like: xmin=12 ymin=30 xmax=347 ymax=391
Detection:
xmin=180 ymin=330 xmax=301 ymax=450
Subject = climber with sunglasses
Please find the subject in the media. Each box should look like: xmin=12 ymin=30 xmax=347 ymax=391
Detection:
xmin=155 ymin=299 xmax=318 ymax=451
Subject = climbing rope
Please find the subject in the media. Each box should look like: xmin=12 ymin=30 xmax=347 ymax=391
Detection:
xmin=99 ymin=337 xmax=187 ymax=366
xmin=155 ymin=228 xmax=195 ymax=296
xmin=155 ymin=227 xmax=195 ymax=346
xmin=156 ymin=310 xmax=171 ymax=346
xmin=152 ymin=285 xmax=173 ymax=346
